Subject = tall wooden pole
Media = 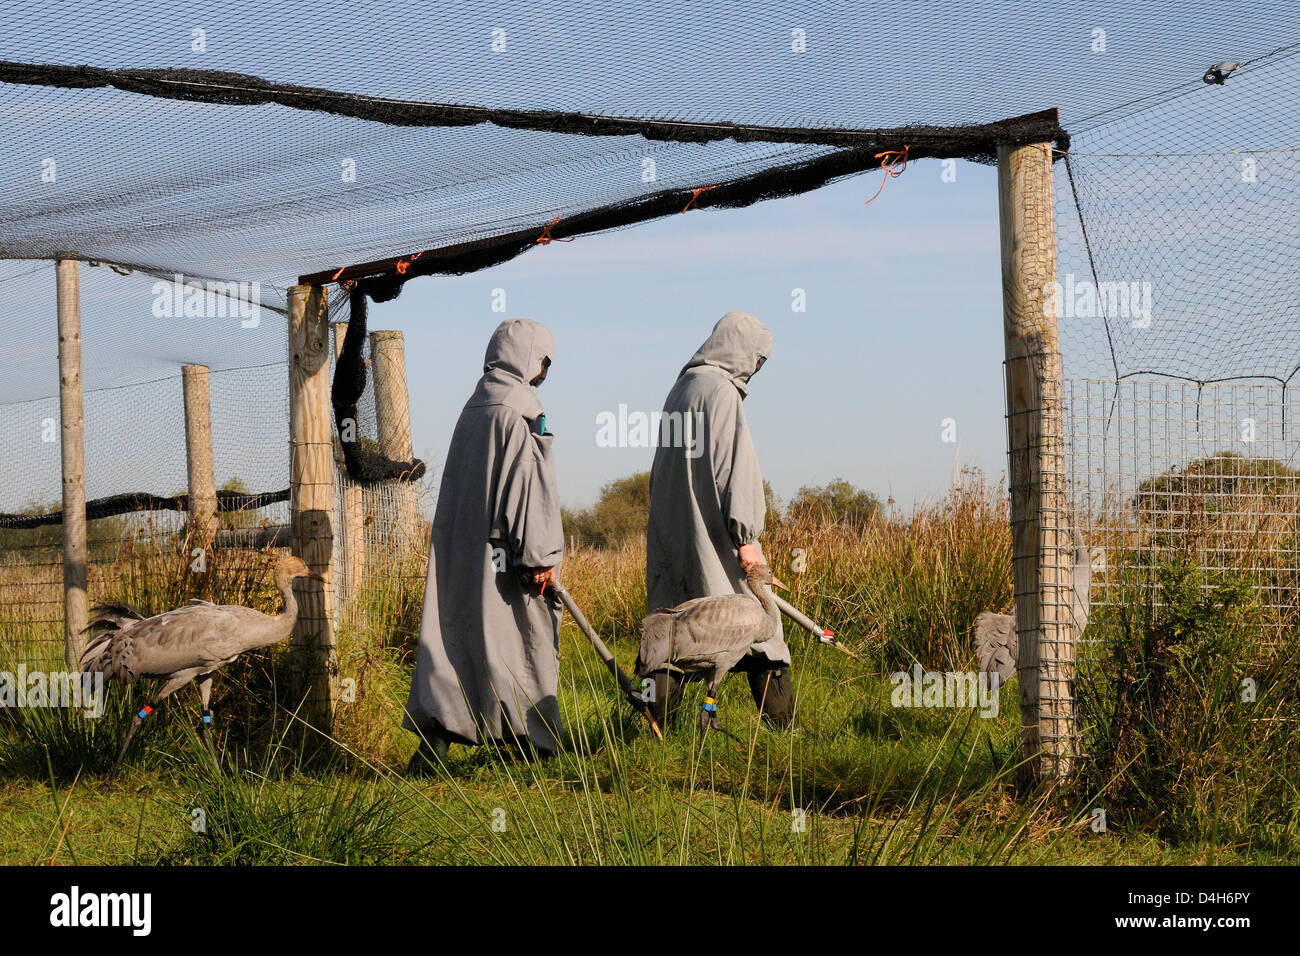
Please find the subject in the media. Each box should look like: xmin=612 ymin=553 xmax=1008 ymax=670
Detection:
xmin=369 ymin=329 xmax=420 ymax=549
xmin=56 ymin=258 xmax=87 ymax=671
xmin=182 ymin=364 xmax=217 ymax=552
xmin=331 ymin=322 xmax=365 ymax=614
xmin=288 ymin=284 xmax=337 ymax=734
xmin=997 ymin=135 xmax=1073 ymax=785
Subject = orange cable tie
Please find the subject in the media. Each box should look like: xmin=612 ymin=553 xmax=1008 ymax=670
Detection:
xmin=536 ymin=216 xmax=570 ymax=244
xmin=682 ymin=185 xmax=718 ymax=213
xmin=864 ymin=145 xmax=910 ymax=206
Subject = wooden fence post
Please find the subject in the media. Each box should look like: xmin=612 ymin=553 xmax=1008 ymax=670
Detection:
xmin=288 ymin=284 xmax=337 ymax=734
xmin=997 ymin=133 xmax=1073 ymax=785
xmin=182 ymin=364 xmax=217 ymax=553
xmin=56 ymin=258 xmax=87 ymax=671
xmin=369 ymin=329 xmax=420 ymax=549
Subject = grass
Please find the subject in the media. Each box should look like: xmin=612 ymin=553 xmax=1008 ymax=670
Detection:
xmin=1 ymin=469 xmax=1297 ymax=865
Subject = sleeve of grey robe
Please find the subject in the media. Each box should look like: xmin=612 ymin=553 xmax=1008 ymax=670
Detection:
xmin=493 ymin=417 xmax=565 ymax=569
xmin=706 ymin=382 xmax=766 ymax=549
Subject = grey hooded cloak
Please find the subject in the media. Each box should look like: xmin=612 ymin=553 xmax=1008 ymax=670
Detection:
xmin=403 ymin=319 xmax=565 ymax=751
xmin=645 ymin=310 xmax=790 ymax=667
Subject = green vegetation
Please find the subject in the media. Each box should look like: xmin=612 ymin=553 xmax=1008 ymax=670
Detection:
xmin=561 ymin=471 xmax=651 ymax=548
xmin=1081 ymin=559 xmax=1300 ymax=849
xmin=1 ymin=468 xmax=1296 ymax=864
xmin=786 ymin=477 xmax=882 ymax=530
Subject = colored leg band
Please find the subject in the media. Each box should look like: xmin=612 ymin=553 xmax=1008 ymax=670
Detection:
xmin=138 ymin=705 xmax=152 ymax=719
xmin=702 ymin=697 xmax=717 ymax=713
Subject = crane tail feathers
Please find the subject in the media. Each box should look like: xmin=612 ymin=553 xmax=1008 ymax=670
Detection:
xmin=79 ymin=602 xmax=144 ymax=676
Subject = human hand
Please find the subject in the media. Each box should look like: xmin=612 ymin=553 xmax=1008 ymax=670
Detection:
xmin=738 ymin=542 xmax=764 ymax=573
xmin=531 ymin=566 xmax=558 ymax=589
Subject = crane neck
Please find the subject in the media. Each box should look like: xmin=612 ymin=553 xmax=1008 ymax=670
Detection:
xmin=752 ymin=581 xmax=779 ymax=620
xmin=273 ymin=568 xmax=301 ymax=624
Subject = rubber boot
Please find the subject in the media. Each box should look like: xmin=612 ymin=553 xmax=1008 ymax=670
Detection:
xmin=746 ymin=666 xmax=795 ymax=728
xmin=406 ymin=731 xmax=449 ymax=778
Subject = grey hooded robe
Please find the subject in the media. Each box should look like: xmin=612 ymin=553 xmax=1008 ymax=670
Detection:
xmin=644 ymin=311 xmax=791 ymax=668
xmin=403 ymin=319 xmax=565 ymax=751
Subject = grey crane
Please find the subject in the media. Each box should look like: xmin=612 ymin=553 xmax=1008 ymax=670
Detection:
xmin=974 ymin=524 xmax=1093 ymax=684
xmin=634 ymin=563 xmax=785 ymax=741
xmin=80 ymin=553 xmax=322 ymax=779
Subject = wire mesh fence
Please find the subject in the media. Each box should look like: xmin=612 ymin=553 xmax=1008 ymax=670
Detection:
xmin=1066 ymin=377 xmax=1300 ymax=635
xmin=0 ymin=288 xmax=432 ymax=678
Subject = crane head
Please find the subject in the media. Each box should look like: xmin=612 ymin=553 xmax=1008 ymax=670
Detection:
xmin=278 ymin=554 xmax=325 ymax=582
xmin=745 ymin=562 xmax=783 ymax=591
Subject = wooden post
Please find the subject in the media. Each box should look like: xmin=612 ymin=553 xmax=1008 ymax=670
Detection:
xmin=370 ymin=330 xmax=414 ymax=463
xmin=369 ymin=329 xmax=420 ymax=549
xmin=182 ymin=364 xmax=217 ymax=553
xmin=56 ymin=258 xmax=87 ymax=671
xmin=331 ymin=322 xmax=366 ymax=615
xmin=288 ymin=284 xmax=337 ymax=734
xmin=997 ymin=135 xmax=1073 ymax=785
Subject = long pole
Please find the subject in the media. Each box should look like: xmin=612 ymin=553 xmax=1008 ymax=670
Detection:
xmin=369 ymin=328 xmax=421 ymax=549
xmin=56 ymin=258 xmax=87 ymax=671
xmin=181 ymin=364 xmax=217 ymax=552
xmin=771 ymin=593 xmax=859 ymax=659
xmin=551 ymin=583 xmax=663 ymax=740
xmin=331 ymin=323 xmax=366 ymax=614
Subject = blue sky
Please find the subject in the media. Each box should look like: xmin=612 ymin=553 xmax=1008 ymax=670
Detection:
xmin=374 ymin=156 xmax=1008 ymax=509
xmin=0 ymin=154 xmax=1008 ymax=514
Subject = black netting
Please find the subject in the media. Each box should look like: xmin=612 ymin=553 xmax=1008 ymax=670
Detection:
xmin=0 ymin=1 xmax=1294 ymax=297
xmin=2 ymin=0 xmax=1293 ymax=129
xmin=1 ymin=0 xmax=1299 ymax=762
xmin=1056 ymin=52 xmax=1300 ymax=383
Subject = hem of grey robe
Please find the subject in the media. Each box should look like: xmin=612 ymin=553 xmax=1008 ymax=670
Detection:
xmin=402 ymin=702 xmax=563 ymax=753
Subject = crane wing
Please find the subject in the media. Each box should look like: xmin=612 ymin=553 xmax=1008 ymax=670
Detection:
xmin=660 ymin=594 xmax=770 ymax=668
xmin=108 ymin=604 xmax=271 ymax=677
xmin=974 ymin=611 xmax=1017 ymax=684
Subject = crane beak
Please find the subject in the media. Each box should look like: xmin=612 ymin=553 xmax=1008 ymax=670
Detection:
xmin=771 ymin=577 xmax=789 ymax=591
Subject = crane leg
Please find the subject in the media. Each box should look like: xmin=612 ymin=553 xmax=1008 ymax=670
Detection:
xmin=108 ymin=710 xmax=148 ymax=781
xmin=698 ymin=678 xmax=741 ymax=744
xmin=196 ymin=676 xmax=220 ymax=771
xmin=106 ymin=672 xmax=198 ymax=782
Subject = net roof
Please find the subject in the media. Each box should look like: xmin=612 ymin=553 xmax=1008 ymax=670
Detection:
xmin=1 ymin=0 xmax=1298 ymax=383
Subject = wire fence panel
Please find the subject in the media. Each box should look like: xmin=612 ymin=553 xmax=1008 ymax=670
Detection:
xmin=1066 ymin=377 xmax=1300 ymax=638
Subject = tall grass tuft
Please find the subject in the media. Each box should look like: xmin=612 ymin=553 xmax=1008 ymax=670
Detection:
xmin=152 ymin=726 xmax=420 ymax=865
xmin=1082 ymin=558 xmax=1300 ymax=851
xmin=760 ymin=467 xmax=1011 ymax=671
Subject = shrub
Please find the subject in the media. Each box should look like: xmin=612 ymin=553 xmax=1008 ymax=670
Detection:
xmin=787 ymin=478 xmax=881 ymax=531
xmin=1083 ymin=558 xmax=1300 ymax=849
xmin=562 ymin=471 xmax=651 ymax=549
